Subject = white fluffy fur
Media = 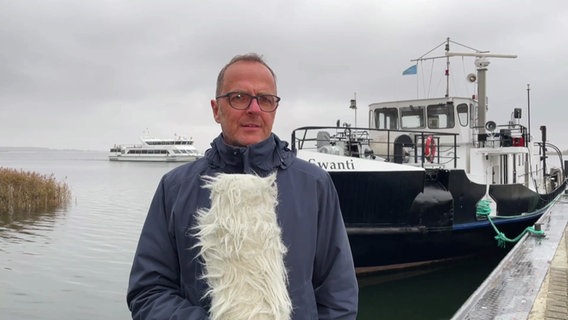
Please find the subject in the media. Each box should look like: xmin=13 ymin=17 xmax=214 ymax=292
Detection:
xmin=194 ymin=173 xmax=292 ymax=320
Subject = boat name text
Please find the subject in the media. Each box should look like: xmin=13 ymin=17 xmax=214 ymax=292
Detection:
xmin=308 ymin=158 xmax=355 ymax=170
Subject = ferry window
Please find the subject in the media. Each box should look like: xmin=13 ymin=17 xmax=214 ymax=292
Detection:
xmin=457 ymin=103 xmax=468 ymax=127
xmin=374 ymin=108 xmax=398 ymax=129
xmin=400 ymin=105 xmax=425 ymax=129
xmin=427 ymin=103 xmax=454 ymax=129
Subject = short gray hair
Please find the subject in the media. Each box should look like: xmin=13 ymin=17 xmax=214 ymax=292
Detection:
xmin=215 ymin=53 xmax=277 ymax=96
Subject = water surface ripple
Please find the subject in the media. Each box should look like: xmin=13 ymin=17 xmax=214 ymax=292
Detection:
xmin=0 ymin=150 xmax=179 ymax=319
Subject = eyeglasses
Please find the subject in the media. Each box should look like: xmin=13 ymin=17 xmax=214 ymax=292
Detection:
xmin=216 ymin=92 xmax=281 ymax=112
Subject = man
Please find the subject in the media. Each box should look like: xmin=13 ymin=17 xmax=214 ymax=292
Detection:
xmin=127 ymin=53 xmax=358 ymax=319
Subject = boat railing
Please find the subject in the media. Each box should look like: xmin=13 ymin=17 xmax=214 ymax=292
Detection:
xmin=472 ymin=123 xmax=528 ymax=148
xmin=291 ymin=126 xmax=459 ymax=168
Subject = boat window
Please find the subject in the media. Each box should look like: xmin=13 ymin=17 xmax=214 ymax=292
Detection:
xmin=373 ymin=108 xmax=398 ymax=129
xmin=427 ymin=103 xmax=455 ymax=129
xmin=145 ymin=140 xmax=193 ymax=145
xmin=457 ymin=103 xmax=468 ymax=127
xmin=400 ymin=105 xmax=425 ymax=129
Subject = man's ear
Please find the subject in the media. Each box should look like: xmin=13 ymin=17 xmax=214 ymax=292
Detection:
xmin=211 ymin=99 xmax=221 ymax=123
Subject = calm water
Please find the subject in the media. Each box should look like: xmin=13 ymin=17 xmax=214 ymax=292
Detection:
xmin=0 ymin=149 xmax=508 ymax=319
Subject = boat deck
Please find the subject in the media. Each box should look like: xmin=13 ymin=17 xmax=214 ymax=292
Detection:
xmin=452 ymin=190 xmax=568 ymax=319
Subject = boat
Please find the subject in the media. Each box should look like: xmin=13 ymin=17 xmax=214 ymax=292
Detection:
xmin=109 ymin=134 xmax=203 ymax=162
xmin=291 ymin=38 xmax=567 ymax=271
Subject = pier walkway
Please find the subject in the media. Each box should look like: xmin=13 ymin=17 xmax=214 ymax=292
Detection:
xmin=452 ymin=192 xmax=568 ymax=319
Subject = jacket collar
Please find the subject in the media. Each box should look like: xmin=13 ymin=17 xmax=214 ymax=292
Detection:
xmin=205 ymin=133 xmax=294 ymax=175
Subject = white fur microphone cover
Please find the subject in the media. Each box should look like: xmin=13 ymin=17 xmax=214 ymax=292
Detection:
xmin=194 ymin=173 xmax=292 ymax=320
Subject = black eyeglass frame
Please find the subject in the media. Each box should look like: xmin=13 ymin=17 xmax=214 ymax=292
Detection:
xmin=216 ymin=92 xmax=281 ymax=112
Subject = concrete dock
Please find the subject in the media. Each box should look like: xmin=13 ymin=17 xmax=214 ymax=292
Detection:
xmin=452 ymin=192 xmax=568 ymax=319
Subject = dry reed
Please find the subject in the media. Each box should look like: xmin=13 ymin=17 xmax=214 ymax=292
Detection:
xmin=0 ymin=167 xmax=71 ymax=215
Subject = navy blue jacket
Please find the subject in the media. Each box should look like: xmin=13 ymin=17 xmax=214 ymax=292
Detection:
xmin=127 ymin=134 xmax=358 ymax=319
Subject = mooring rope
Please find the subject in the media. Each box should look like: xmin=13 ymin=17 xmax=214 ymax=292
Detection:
xmin=476 ymin=199 xmax=545 ymax=248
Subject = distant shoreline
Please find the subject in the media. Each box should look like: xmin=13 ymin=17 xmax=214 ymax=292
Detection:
xmin=0 ymin=146 xmax=105 ymax=152
xmin=1 ymin=146 xmax=567 ymax=156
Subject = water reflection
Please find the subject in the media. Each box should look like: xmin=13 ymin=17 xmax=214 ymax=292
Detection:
xmin=356 ymin=252 xmax=510 ymax=320
xmin=0 ymin=207 xmax=67 ymax=243
xmin=0 ymin=149 xmax=176 ymax=320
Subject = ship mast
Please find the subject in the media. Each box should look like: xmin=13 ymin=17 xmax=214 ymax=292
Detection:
xmin=445 ymin=51 xmax=517 ymax=132
xmin=445 ymin=38 xmax=450 ymax=98
xmin=410 ymin=38 xmax=481 ymax=99
xmin=409 ymin=38 xmax=517 ymax=129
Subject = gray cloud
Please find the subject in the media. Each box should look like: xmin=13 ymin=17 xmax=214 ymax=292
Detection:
xmin=1 ymin=0 xmax=567 ymax=152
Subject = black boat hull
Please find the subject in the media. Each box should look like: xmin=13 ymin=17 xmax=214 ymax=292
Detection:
xmin=330 ymin=169 xmax=566 ymax=269
xmin=347 ymin=213 xmax=541 ymax=268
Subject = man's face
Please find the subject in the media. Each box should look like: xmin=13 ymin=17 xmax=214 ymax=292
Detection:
xmin=211 ymin=61 xmax=277 ymax=147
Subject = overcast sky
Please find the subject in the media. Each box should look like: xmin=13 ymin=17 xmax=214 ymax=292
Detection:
xmin=1 ymin=0 xmax=567 ymax=152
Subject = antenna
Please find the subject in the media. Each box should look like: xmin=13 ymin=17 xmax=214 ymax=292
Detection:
xmin=445 ymin=52 xmax=518 ymax=59
xmin=527 ymin=84 xmax=531 ymax=142
xmin=445 ymin=37 xmax=450 ymax=98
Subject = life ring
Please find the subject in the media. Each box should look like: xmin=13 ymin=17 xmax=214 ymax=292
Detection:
xmin=424 ymin=135 xmax=436 ymax=162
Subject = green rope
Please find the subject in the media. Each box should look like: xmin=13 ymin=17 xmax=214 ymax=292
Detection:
xmin=476 ymin=199 xmax=493 ymax=216
xmin=476 ymin=199 xmax=545 ymax=248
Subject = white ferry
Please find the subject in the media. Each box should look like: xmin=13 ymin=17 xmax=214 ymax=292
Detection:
xmin=109 ymin=135 xmax=203 ymax=162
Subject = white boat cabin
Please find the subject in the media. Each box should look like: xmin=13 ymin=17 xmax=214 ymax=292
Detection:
xmin=294 ymin=95 xmax=561 ymax=193
xmin=366 ymin=96 xmax=556 ymax=190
